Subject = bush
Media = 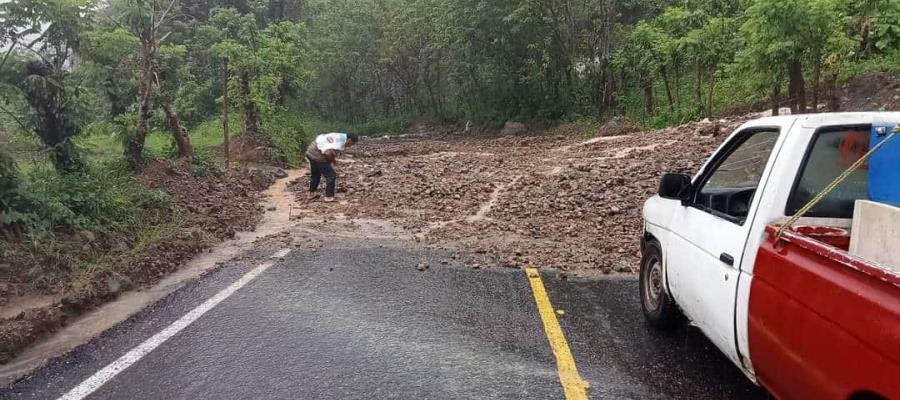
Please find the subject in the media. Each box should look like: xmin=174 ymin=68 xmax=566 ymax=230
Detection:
xmin=10 ymin=160 xmax=172 ymax=241
xmin=842 ymin=51 xmax=900 ymax=80
xmin=190 ymin=149 xmax=220 ymax=176
xmin=265 ymin=113 xmax=316 ymax=166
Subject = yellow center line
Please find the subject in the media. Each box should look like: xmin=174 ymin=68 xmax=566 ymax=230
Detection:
xmin=525 ymin=267 xmax=590 ymax=400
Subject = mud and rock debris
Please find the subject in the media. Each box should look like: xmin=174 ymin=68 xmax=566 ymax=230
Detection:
xmin=294 ymin=117 xmax=749 ymax=272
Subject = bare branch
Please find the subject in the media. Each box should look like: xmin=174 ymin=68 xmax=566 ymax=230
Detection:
xmin=159 ymin=30 xmax=173 ymax=43
xmin=154 ymin=0 xmax=178 ymax=31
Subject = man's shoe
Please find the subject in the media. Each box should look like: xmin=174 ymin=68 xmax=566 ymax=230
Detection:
xmin=323 ymin=196 xmax=336 ymax=203
xmin=307 ymin=192 xmax=320 ymax=201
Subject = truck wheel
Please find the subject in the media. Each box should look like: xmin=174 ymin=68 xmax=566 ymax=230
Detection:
xmin=640 ymin=240 xmax=679 ymax=329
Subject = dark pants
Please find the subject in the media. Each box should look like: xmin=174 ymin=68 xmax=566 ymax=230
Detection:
xmin=308 ymin=157 xmax=336 ymax=197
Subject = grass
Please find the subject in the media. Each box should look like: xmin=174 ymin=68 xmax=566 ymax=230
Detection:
xmin=78 ymin=116 xmax=239 ymax=163
xmin=70 ymin=111 xmax=411 ymax=169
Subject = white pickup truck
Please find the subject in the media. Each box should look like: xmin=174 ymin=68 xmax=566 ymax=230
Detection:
xmin=640 ymin=112 xmax=900 ymax=399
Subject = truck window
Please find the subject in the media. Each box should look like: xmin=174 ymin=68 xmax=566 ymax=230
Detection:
xmin=786 ymin=126 xmax=870 ymax=219
xmin=694 ymin=129 xmax=780 ymax=223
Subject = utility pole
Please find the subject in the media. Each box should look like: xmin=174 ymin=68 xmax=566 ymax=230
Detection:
xmin=223 ymin=59 xmax=230 ymax=167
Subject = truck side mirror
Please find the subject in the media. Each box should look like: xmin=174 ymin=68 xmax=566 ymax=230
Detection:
xmin=658 ymin=173 xmax=692 ymax=200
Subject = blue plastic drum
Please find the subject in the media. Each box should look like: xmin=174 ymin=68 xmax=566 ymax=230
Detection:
xmin=869 ymin=124 xmax=900 ymax=206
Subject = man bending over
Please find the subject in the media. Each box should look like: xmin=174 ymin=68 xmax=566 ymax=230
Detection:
xmin=306 ymin=132 xmax=359 ymax=202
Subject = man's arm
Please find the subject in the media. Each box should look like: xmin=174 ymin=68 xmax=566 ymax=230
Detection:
xmin=324 ymin=149 xmax=338 ymax=164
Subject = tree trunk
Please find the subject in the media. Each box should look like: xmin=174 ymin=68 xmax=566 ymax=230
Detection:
xmin=127 ymin=32 xmax=156 ymax=170
xmin=811 ymin=62 xmax=821 ymax=112
xmin=771 ymin=84 xmax=780 ymax=116
xmin=787 ymin=64 xmax=798 ymax=113
xmin=237 ymin=71 xmax=263 ymax=141
xmin=104 ymin=77 xmax=128 ymax=117
xmin=163 ymin=102 xmax=193 ymax=162
xmin=673 ymin=63 xmax=681 ymax=108
xmin=706 ymin=75 xmax=716 ymax=118
xmin=661 ymin=67 xmax=674 ymax=113
xmin=788 ymin=60 xmax=807 ymax=113
xmin=826 ymin=72 xmax=840 ymax=112
xmin=694 ymin=63 xmax=703 ymax=114
xmin=642 ymin=78 xmax=655 ymax=116
xmin=422 ymin=63 xmax=441 ymax=118
xmin=223 ymin=60 xmax=231 ymax=166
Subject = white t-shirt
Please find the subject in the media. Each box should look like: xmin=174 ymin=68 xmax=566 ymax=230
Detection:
xmin=316 ymin=133 xmax=349 ymax=152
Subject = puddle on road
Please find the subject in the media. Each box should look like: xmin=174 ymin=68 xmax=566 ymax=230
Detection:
xmin=0 ymin=169 xmax=304 ymax=387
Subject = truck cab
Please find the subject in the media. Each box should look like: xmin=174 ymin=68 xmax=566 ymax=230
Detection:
xmin=640 ymin=112 xmax=900 ymax=399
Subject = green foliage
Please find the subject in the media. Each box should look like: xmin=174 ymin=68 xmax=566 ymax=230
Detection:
xmin=3 ymin=0 xmax=900 ymax=153
xmin=0 ymin=0 xmax=98 ymax=173
xmin=189 ymin=149 xmax=219 ymax=176
xmin=0 ymin=147 xmax=19 ymax=194
xmin=346 ymin=113 xmax=417 ymax=136
xmin=8 ymin=161 xmax=171 ymax=241
xmin=842 ymin=50 xmax=900 ymax=78
xmin=266 ymin=112 xmax=315 ymax=166
xmin=307 ymin=113 xmax=417 ymax=137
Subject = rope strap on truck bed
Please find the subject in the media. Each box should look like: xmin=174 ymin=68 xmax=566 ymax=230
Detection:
xmin=775 ymin=124 xmax=900 ymax=242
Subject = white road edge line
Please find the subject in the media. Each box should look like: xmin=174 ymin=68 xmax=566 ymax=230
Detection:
xmin=57 ymin=249 xmax=292 ymax=400
xmin=271 ymin=248 xmax=292 ymax=259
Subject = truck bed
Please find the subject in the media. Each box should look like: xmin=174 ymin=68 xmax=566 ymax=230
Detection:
xmin=747 ymin=225 xmax=900 ymax=399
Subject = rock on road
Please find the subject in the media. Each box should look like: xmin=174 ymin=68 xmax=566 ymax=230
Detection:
xmin=1 ymin=236 xmax=766 ymax=400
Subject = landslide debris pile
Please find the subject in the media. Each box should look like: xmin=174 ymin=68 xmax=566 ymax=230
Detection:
xmin=142 ymin=161 xmax=276 ymax=241
xmin=296 ymin=117 xmax=747 ymax=272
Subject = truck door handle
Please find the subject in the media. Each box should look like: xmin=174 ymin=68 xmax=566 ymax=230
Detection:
xmin=720 ymin=253 xmax=735 ymax=266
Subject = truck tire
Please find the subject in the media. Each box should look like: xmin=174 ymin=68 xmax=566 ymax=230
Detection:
xmin=640 ymin=240 xmax=680 ymax=329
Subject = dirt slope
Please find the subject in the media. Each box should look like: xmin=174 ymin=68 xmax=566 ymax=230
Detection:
xmin=841 ymin=71 xmax=900 ymax=111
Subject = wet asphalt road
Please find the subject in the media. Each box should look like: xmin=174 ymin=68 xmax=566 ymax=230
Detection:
xmin=1 ymin=239 xmax=768 ymax=400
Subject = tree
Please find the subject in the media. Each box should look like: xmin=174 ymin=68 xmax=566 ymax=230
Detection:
xmin=652 ymin=7 xmax=695 ymax=111
xmin=81 ymin=27 xmax=140 ymax=118
xmin=114 ymin=0 xmax=182 ymax=170
xmin=680 ymin=16 xmax=739 ymax=117
xmin=206 ymin=7 xmax=309 ymax=141
xmin=157 ymin=44 xmax=194 ymax=161
xmin=380 ymin=0 xmax=447 ymax=118
xmin=850 ymin=0 xmax=900 ymax=56
xmin=207 ymin=8 xmax=266 ymax=141
xmin=0 ymin=0 xmax=95 ymax=173
xmin=807 ymin=0 xmax=856 ymax=111
xmin=738 ymin=0 xmax=819 ymax=114
xmin=615 ymin=22 xmax=667 ymax=115
xmin=303 ymin=0 xmax=384 ymax=121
